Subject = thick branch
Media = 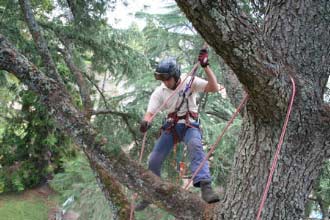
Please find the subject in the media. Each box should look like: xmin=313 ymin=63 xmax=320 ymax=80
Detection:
xmin=57 ymin=45 xmax=132 ymax=217
xmin=66 ymin=0 xmax=78 ymax=20
xmin=0 ymin=34 xmax=209 ymax=220
xmin=205 ymin=110 xmax=231 ymax=121
xmin=92 ymin=109 xmax=131 ymax=117
xmin=57 ymin=45 xmax=93 ymax=118
xmin=89 ymin=158 xmax=131 ymax=219
xmin=175 ymin=0 xmax=268 ymax=88
xmin=19 ymin=0 xmax=64 ymax=85
xmin=175 ymin=0 xmax=294 ymax=120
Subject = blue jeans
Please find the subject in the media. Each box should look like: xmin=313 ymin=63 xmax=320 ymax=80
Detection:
xmin=148 ymin=122 xmax=211 ymax=187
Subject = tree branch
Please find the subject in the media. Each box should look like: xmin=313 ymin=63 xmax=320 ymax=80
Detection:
xmin=175 ymin=0 xmax=296 ymax=120
xmin=92 ymin=109 xmax=131 ymax=117
xmin=19 ymin=0 xmax=64 ymax=85
xmin=205 ymin=110 xmax=231 ymax=121
xmin=89 ymin=158 xmax=131 ymax=219
xmin=0 ymin=34 xmax=209 ymax=220
xmin=57 ymin=45 xmax=93 ymax=118
xmin=175 ymin=0 xmax=267 ymax=86
xmin=92 ymin=109 xmax=139 ymax=146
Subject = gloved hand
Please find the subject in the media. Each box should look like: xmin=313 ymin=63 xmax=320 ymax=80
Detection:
xmin=139 ymin=120 xmax=151 ymax=133
xmin=198 ymin=49 xmax=209 ymax=68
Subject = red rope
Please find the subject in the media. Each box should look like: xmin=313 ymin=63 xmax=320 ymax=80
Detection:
xmin=256 ymin=75 xmax=296 ymax=220
xmin=184 ymin=94 xmax=249 ymax=190
xmin=149 ymin=63 xmax=200 ymax=122
xmin=129 ymin=63 xmax=200 ymax=220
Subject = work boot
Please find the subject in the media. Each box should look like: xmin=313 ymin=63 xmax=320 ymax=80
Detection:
xmin=135 ymin=200 xmax=150 ymax=211
xmin=200 ymin=181 xmax=220 ymax=203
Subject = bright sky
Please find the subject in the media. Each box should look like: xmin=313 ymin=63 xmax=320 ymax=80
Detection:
xmin=106 ymin=0 xmax=173 ymax=29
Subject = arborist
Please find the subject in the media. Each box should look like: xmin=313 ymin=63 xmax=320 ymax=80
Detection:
xmin=136 ymin=49 xmax=225 ymax=211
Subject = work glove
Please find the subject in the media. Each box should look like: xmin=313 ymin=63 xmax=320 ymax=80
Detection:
xmin=198 ymin=49 xmax=209 ymax=68
xmin=139 ymin=120 xmax=151 ymax=133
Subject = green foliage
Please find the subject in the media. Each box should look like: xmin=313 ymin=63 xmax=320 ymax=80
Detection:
xmin=1 ymin=0 xmax=242 ymax=218
xmin=0 ymin=88 xmax=74 ymax=193
xmin=319 ymin=167 xmax=330 ymax=200
xmin=50 ymin=155 xmax=113 ymax=220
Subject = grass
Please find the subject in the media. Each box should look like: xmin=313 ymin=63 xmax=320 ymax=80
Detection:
xmin=0 ymin=196 xmax=48 ymax=220
xmin=0 ymin=185 xmax=58 ymax=220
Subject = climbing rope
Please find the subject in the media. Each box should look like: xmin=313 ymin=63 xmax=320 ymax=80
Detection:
xmin=256 ymin=75 xmax=296 ymax=220
xmin=129 ymin=62 xmax=201 ymax=220
xmin=130 ymin=73 xmax=295 ymax=220
xmin=184 ymin=93 xmax=249 ymax=190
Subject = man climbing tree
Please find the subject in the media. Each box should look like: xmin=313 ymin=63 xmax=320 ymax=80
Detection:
xmin=136 ymin=50 xmax=224 ymax=210
xmin=1 ymin=1 xmax=330 ymax=220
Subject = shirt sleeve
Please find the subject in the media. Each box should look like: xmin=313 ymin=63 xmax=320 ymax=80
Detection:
xmin=147 ymin=88 xmax=163 ymax=114
xmin=191 ymin=76 xmax=208 ymax=93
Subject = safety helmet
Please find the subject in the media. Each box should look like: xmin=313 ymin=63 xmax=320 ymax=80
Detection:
xmin=154 ymin=57 xmax=181 ymax=81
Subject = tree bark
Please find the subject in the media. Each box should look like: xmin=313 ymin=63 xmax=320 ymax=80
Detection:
xmin=18 ymin=0 xmax=133 ymax=217
xmin=0 ymin=34 xmax=208 ymax=220
xmin=19 ymin=0 xmax=64 ymax=85
xmin=57 ymin=45 xmax=93 ymax=118
xmin=175 ymin=0 xmax=330 ymax=219
xmin=218 ymin=57 xmax=244 ymax=110
xmin=3 ymin=0 xmax=330 ymax=219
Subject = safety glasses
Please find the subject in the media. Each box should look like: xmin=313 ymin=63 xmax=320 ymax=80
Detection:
xmin=154 ymin=72 xmax=171 ymax=81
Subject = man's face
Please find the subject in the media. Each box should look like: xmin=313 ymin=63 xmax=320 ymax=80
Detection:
xmin=163 ymin=77 xmax=176 ymax=90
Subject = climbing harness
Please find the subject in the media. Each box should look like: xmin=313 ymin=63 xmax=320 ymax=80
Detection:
xmin=130 ymin=45 xmax=296 ymax=220
xmin=129 ymin=59 xmax=202 ymax=220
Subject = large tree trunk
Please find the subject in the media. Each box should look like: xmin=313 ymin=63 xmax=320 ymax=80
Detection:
xmin=175 ymin=0 xmax=330 ymax=219
xmin=2 ymin=0 xmax=330 ymax=219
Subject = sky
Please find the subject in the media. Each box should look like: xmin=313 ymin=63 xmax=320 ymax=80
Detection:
xmin=106 ymin=0 xmax=173 ymax=29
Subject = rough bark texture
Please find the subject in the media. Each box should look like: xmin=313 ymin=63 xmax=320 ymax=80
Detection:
xmin=218 ymin=57 xmax=244 ymax=109
xmin=0 ymin=34 xmax=209 ymax=220
xmin=18 ymin=1 xmax=132 ymax=217
xmin=175 ymin=0 xmax=330 ymax=219
xmin=19 ymin=0 xmax=64 ymax=85
xmin=2 ymin=0 xmax=330 ymax=219
xmin=57 ymin=45 xmax=93 ymax=118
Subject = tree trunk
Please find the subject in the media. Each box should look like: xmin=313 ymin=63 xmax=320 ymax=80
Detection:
xmin=2 ymin=0 xmax=330 ymax=219
xmin=175 ymin=0 xmax=330 ymax=219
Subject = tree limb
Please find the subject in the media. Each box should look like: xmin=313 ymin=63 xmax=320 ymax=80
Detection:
xmin=0 ymin=34 xmax=209 ymax=220
xmin=175 ymin=0 xmax=296 ymax=120
xmin=205 ymin=110 xmax=231 ymax=121
xmin=92 ymin=109 xmax=131 ymax=117
xmin=19 ymin=0 xmax=64 ymax=85
xmin=57 ymin=45 xmax=93 ymax=118
xmin=92 ymin=109 xmax=139 ymax=146
xmin=175 ymin=0 xmax=268 ymax=87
